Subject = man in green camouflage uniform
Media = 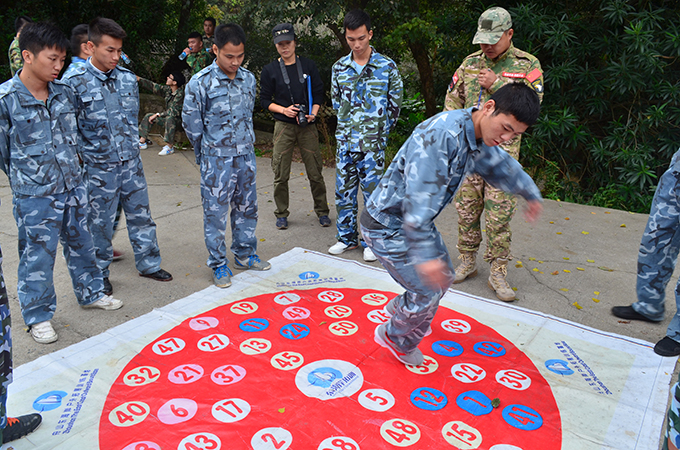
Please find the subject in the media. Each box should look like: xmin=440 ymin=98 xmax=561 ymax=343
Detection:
xmin=138 ymin=71 xmax=186 ymax=155
xmin=182 ymin=32 xmax=213 ymax=76
xmin=444 ymin=7 xmax=544 ymax=302
xmin=203 ymin=18 xmax=216 ymax=57
xmin=8 ymin=16 xmax=32 ymax=76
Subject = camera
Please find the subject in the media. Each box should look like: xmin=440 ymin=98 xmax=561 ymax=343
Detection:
xmin=296 ymin=104 xmax=308 ymax=127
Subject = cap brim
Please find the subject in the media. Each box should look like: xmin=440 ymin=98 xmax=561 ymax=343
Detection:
xmin=472 ymin=31 xmax=503 ymax=45
xmin=273 ymin=34 xmax=295 ymax=44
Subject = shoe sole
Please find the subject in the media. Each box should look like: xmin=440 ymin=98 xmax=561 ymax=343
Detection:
xmin=453 ymin=269 xmax=477 ymax=284
xmin=234 ymin=264 xmax=271 ymax=271
xmin=139 ymin=273 xmax=174 ymax=282
xmin=374 ymin=325 xmax=423 ymax=366
xmin=32 ymin=333 xmax=58 ymax=344
xmin=214 ymin=281 xmax=232 ymax=288
xmin=329 ymin=244 xmax=359 ymax=255
xmin=82 ymin=302 xmax=123 ymax=311
xmin=488 ymin=279 xmax=516 ymax=302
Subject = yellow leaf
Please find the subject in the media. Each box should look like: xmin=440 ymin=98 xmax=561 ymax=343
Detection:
xmin=512 ymin=287 xmax=518 ymax=291
xmin=565 ymin=217 xmax=570 ymax=220
xmin=573 ymin=302 xmax=583 ymax=310
xmin=591 ymin=212 xmax=596 ymax=214
xmin=532 ymin=268 xmax=539 ymax=272
xmin=594 ymin=291 xmax=600 ymax=295
xmin=529 ymin=257 xmax=536 ymax=261
xmin=278 ymin=408 xmax=285 ymax=413
xmin=587 ymin=259 xmax=595 ymax=263
xmin=300 ymin=172 xmax=304 ymax=175
xmin=563 ymin=257 xmax=570 ymax=260
xmin=515 ymin=263 xmax=523 ymax=268
xmin=516 ymin=260 xmax=522 ymax=264
xmin=260 ymin=238 xmax=266 ymax=242
xmin=605 ymin=211 xmax=611 ymax=214
xmin=576 ymin=267 xmax=585 ymax=271
xmin=551 ymin=271 xmax=559 ymax=275
xmin=556 ymin=232 xmax=562 ymax=235
xmin=563 ymin=269 xmax=571 ymax=273
xmin=582 ymin=231 xmax=589 ymax=235
xmin=598 ymin=266 xmax=614 ymax=272
xmin=592 ymin=298 xmax=600 ymax=303
xmin=620 ymin=224 xmax=626 ymax=228
xmin=538 ymin=260 xmax=544 ymax=264
xmin=549 ymin=221 xmax=554 ymax=224
xmin=560 ymin=288 xmax=569 ymax=292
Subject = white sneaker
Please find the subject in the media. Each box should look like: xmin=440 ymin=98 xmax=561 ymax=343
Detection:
xmin=328 ymin=241 xmax=359 ymax=255
xmin=30 ymin=321 xmax=58 ymax=344
xmin=139 ymin=141 xmax=147 ymax=150
xmin=363 ymin=247 xmax=377 ymax=262
xmin=158 ymin=145 xmax=175 ymax=156
xmin=82 ymin=294 xmax=124 ymax=311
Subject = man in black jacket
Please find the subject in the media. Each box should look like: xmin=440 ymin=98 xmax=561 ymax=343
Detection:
xmin=260 ymin=23 xmax=330 ymax=230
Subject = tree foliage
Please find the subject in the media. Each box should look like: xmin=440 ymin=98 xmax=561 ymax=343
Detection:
xmin=504 ymin=0 xmax=680 ymax=211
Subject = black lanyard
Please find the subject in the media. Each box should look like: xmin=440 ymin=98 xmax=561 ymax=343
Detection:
xmin=278 ymin=56 xmax=305 ymax=105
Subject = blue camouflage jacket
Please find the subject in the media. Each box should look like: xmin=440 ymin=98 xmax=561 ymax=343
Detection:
xmin=332 ymin=47 xmax=403 ymax=152
xmin=182 ymin=62 xmax=256 ymax=163
xmin=0 ymin=73 xmax=82 ymax=196
xmin=62 ymin=59 xmax=140 ymax=164
xmin=61 ymin=56 xmax=87 ymax=80
xmin=366 ymin=108 xmax=542 ymax=264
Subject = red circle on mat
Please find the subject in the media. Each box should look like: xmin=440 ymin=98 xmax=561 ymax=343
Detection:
xmin=99 ymin=288 xmax=561 ymax=449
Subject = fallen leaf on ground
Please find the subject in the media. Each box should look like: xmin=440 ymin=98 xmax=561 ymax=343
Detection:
xmin=563 ymin=269 xmax=571 ymax=273
xmin=529 ymin=257 xmax=536 ymax=261
xmin=598 ymin=266 xmax=614 ymax=272
xmin=576 ymin=267 xmax=585 ymax=271
xmin=587 ymin=259 xmax=595 ymax=263
xmin=620 ymin=224 xmax=626 ymax=228
xmin=594 ymin=291 xmax=600 ymax=295
xmin=563 ymin=257 xmax=570 ymax=260
xmin=556 ymin=232 xmax=562 ymax=235
xmin=573 ymin=302 xmax=583 ymax=310
xmin=560 ymin=288 xmax=569 ymax=292
xmin=592 ymin=298 xmax=600 ymax=303
xmin=551 ymin=271 xmax=559 ymax=275
xmin=582 ymin=231 xmax=589 ymax=235
xmin=532 ymin=268 xmax=539 ymax=272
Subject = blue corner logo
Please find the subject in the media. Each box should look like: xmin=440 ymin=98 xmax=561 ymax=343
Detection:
xmin=299 ymin=271 xmax=319 ymax=280
xmin=545 ymin=359 xmax=574 ymax=375
xmin=33 ymin=391 xmax=68 ymax=412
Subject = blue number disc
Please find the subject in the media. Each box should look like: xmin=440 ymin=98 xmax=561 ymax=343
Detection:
xmin=502 ymin=404 xmax=544 ymax=430
xmin=473 ymin=341 xmax=506 ymax=357
xmin=431 ymin=340 xmax=464 ymax=357
xmin=239 ymin=318 xmax=269 ymax=332
xmin=456 ymin=390 xmax=492 ymax=416
xmin=280 ymin=323 xmax=310 ymax=340
xmin=410 ymin=387 xmax=448 ymax=411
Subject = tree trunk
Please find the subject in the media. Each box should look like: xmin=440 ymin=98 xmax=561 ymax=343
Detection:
xmin=408 ymin=40 xmax=437 ymax=117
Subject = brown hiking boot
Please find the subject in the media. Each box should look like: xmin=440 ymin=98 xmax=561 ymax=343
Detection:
xmin=488 ymin=258 xmax=516 ymax=301
xmin=453 ymin=252 xmax=477 ymax=284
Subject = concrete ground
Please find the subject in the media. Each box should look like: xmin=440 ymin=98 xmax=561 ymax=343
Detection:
xmin=0 ymin=133 xmax=677 ymax=445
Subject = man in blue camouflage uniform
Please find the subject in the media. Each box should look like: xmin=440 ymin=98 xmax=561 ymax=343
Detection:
xmin=361 ymin=83 xmax=542 ymax=365
xmin=62 ymin=24 xmax=90 ymax=79
xmin=0 ymin=23 xmax=123 ymax=346
xmin=0 ymin=241 xmax=43 ymax=442
xmin=63 ymin=18 xmax=172 ymax=296
xmin=612 ymin=149 xmax=680 ymax=357
xmin=330 ymin=9 xmax=403 ymax=262
xmin=182 ymin=23 xmax=271 ymax=289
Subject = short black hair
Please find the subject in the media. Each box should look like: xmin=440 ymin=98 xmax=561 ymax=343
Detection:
xmin=70 ymin=24 xmax=89 ymax=56
xmin=489 ymin=82 xmax=541 ymax=127
xmin=204 ymin=17 xmax=216 ymax=26
xmin=170 ymin=70 xmax=186 ymax=87
xmin=214 ymin=23 xmax=246 ymax=49
xmin=188 ymin=31 xmax=202 ymax=40
xmin=19 ymin=22 xmax=69 ymax=56
xmin=15 ymin=15 xmax=33 ymax=34
xmin=344 ymin=9 xmax=371 ymax=32
xmin=88 ymin=17 xmax=127 ymax=45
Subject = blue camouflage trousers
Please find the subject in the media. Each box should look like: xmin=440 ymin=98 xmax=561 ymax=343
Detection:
xmin=0 ymin=244 xmax=12 ymax=440
xmin=84 ymin=157 xmax=162 ymax=278
xmin=335 ymin=146 xmax=384 ymax=245
xmin=361 ymin=214 xmax=454 ymax=352
xmin=12 ymin=185 xmax=105 ymax=325
xmin=200 ymin=153 xmax=258 ymax=269
xmin=633 ymin=150 xmax=680 ymax=341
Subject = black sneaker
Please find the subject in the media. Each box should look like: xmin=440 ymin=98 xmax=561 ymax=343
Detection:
xmin=103 ymin=277 xmax=113 ymax=295
xmin=319 ymin=215 xmax=331 ymax=227
xmin=3 ymin=413 xmax=42 ymax=443
xmin=276 ymin=217 xmax=288 ymax=230
xmin=611 ymin=306 xmax=659 ymax=323
xmin=654 ymin=336 xmax=680 ymax=357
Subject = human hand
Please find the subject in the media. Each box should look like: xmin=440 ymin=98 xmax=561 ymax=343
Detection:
xmin=183 ymin=47 xmax=191 ymax=55
xmin=416 ymin=259 xmax=453 ymax=291
xmin=305 ymin=114 xmax=315 ymax=123
xmin=282 ymin=105 xmax=299 ymax=119
xmin=478 ymin=69 xmax=497 ymax=89
xmin=148 ymin=114 xmax=158 ymax=124
xmin=524 ymin=200 xmax=543 ymax=223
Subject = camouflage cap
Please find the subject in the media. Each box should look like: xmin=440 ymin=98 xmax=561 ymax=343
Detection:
xmin=472 ymin=7 xmax=512 ymax=45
